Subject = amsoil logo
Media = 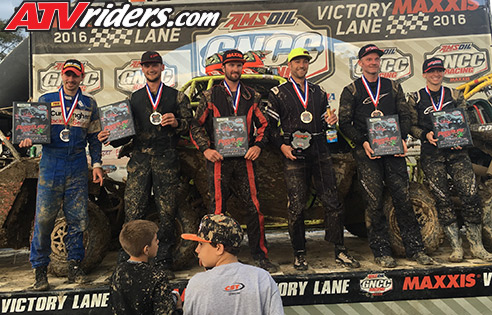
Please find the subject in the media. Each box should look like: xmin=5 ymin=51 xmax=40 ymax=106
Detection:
xmin=360 ymin=273 xmax=393 ymax=295
xmin=115 ymin=60 xmax=177 ymax=95
xmin=38 ymin=61 xmax=102 ymax=95
xmin=222 ymin=10 xmax=297 ymax=30
xmin=425 ymin=43 xmax=489 ymax=83
xmin=403 ymin=273 xmax=477 ymax=290
xmin=4 ymin=1 xmax=220 ymax=31
xmin=351 ymin=47 xmax=413 ymax=83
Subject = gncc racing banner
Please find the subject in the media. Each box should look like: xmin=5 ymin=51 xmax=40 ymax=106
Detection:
xmin=3 ymin=265 xmax=492 ymax=314
xmin=22 ymin=0 xmax=492 ymax=105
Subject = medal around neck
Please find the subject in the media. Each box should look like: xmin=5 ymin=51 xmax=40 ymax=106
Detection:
xmin=150 ymin=112 xmax=162 ymax=125
xmin=146 ymin=83 xmax=163 ymax=126
xmin=60 ymin=128 xmax=70 ymax=142
xmin=371 ymin=109 xmax=384 ymax=117
xmin=301 ymin=111 xmax=313 ymax=123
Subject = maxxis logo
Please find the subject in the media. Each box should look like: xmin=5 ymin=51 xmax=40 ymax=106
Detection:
xmin=4 ymin=1 xmax=221 ymax=31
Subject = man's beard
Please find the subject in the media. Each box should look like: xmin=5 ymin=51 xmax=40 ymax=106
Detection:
xmin=146 ymin=74 xmax=161 ymax=83
xmin=225 ymin=72 xmax=240 ymax=82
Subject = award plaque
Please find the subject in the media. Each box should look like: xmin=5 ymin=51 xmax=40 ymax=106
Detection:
xmin=98 ymin=100 xmax=136 ymax=142
xmin=366 ymin=114 xmax=404 ymax=156
xmin=431 ymin=107 xmax=473 ymax=149
xmin=213 ymin=116 xmax=248 ymax=158
xmin=12 ymin=102 xmax=51 ymax=144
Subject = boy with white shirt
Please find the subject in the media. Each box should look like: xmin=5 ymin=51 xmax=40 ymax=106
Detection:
xmin=182 ymin=214 xmax=284 ymax=315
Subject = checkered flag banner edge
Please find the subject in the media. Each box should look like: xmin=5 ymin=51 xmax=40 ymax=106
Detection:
xmin=89 ymin=29 xmax=134 ymax=48
xmin=386 ymin=12 xmax=429 ymax=35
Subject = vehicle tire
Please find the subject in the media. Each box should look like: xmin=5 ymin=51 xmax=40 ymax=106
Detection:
xmin=383 ymin=182 xmax=443 ymax=256
xmin=48 ymin=201 xmax=111 ymax=276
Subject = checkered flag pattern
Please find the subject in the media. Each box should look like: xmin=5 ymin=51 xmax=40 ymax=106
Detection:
xmin=386 ymin=12 xmax=429 ymax=35
xmin=89 ymin=29 xmax=133 ymax=48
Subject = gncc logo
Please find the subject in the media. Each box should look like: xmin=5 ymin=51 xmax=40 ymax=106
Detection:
xmin=38 ymin=61 xmax=102 ymax=95
xmin=425 ymin=43 xmax=490 ymax=83
xmin=115 ymin=60 xmax=177 ymax=95
xmin=351 ymin=47 xmax=413 ymax=83
xmin=360 ymin=273 xmax=393 ymax=295
xmin=194 ymin=9 xmax=333 ymax=82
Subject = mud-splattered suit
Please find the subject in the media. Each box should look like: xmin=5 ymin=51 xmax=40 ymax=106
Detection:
xmin=189 ymin=81 xmax=270 ymax=260
xmin=339 ymin=78 xmax=425 ymax=258
xmin=30 ymin=90 xmax=102 ymax=268
xmin=111 ymin=86 xmax=192 ymax=266
xmin=408 ymin=88 xmax=482 ymax=226
xmin=110 ymin=261 xmax=179 ymax=315
xmin=267 ymin=81 xmax=344 ymax=255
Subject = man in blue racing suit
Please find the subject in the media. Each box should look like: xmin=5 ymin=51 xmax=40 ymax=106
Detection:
xmin=20 ymin=59 xmax=103 ymax=291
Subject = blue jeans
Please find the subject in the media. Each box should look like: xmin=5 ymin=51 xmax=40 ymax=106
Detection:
xmin=30 ymin=148 xmax=89 ymax=268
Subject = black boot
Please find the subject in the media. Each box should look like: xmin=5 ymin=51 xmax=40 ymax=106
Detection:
xmin=33 ymin=266 xmax=49 ymax=291
xmin=68 ymin=260 xmax=87 ymax=284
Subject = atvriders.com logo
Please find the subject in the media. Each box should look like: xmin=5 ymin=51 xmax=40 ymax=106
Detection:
xmin=4 ymin=1 xmax=221 ymax=31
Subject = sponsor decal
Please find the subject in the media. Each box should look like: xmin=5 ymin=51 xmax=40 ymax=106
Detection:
xmin=360 ymin=273 xmax=393 ymax=295
xmin=115 ymin=59 xmax=177 ymax=94
xmin=224 ymin=283 xmax=245 ymax=293
xmin=392 ymin=0 xmax=480 ymax=14
xmin=351 ymin=47 xmax=413 ymax=83
xmin=4 ymin=1 xmax=221 ymax=31
xmin=222 ymin=10 xmax=297 ymax=30
xmin=38 ymin=61 xmax=102 ymax=95
xmin=403 ymin=273 xmax=477 ymax=290
xmin=51 ymin=107 xmax=92 ymax=127
xmin=194 ymin=12 xmax=334 ymax=83
xmin=425 ymin=43 xmax=490 ymax=82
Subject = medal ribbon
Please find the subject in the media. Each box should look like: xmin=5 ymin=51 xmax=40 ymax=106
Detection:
xmin=59 ymin=87 xmax=79 ymax=127
xmin=224 ymin=81 xmax=241 ymax=114
xmin=145 ymin=82 xmax=163 ymax=112
xmin=361 ymin=75 xmax=381 ymax=111
xmin=289 ymin=76 xmax=309 ymax=109
xmin=425 ymin=86 xmax=445 ymax=112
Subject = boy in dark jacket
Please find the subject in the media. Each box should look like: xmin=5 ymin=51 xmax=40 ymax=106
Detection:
xmin=110 ymin=220 xmax=182 ymax=315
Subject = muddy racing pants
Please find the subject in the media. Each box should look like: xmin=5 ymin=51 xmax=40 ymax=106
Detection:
xmin=283 ymin=151 xmax=344 ymax=255
xmin=206 ymin=158 xmax=268 ymax=260
xmin=421 ymin=148 xmax=482 ymax=227
xmin=124 ymin=150 xmax=179 ymax=266
xmin=30 ymin=149 xmax=89 ymax=268
xmin=353 ymin=146 xmax=425 ymax=258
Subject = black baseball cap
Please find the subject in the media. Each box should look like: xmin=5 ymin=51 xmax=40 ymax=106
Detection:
xmin=181 ymin=214 xmax=244 ymax=248
xmin=423 ymin=57 xmax=445 ymax=73
xmin=222 ymin=49 xmax=246 ymax=65
xmin=358 ymin=44 xmax=384 ymax=59
xmin=140 ymin=51 xmax=163 ymax=64
xmin=62 ymin=59 xmax=84 ymax=76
